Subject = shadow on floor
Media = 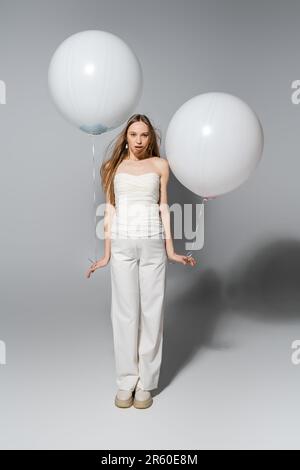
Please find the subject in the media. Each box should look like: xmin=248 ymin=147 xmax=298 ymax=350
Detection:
xmin=156 ymin=238 xmax=300 ymax=395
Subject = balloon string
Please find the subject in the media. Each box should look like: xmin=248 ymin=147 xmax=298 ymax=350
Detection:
xmin=88 ymin=134 xmax=97 ymax=264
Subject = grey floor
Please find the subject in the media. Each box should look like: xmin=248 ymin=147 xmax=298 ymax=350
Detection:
xmin=1 ymin=268 xmax=299 ymax=450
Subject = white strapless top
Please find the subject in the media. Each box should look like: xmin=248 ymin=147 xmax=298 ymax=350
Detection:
xmin=111 ymin=172 xmax=165 ymax=239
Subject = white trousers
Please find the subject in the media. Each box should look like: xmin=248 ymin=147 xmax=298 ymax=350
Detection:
xmin=110 ymin=238 xmax=167 ymax=391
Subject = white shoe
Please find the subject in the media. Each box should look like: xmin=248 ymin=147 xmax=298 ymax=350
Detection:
xmin=133 ymin=386 xmax=153 ymax=409
xmin=115 ymin=389 xmax=134 ymax=408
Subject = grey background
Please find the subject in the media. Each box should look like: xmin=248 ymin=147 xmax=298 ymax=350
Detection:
xmin=0 ymin=0 xmax=300 ymax=450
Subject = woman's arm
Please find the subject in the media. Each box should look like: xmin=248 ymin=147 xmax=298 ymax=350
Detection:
xmin=158 ymin=158 xmax=196 ymax=267
xmin=85 ymin=189 xmax=115 ymax=278
xmin=103 ymin=189 xmax=116 ymax=261
xmin=158 ymin=158 xmax=175 ymax=256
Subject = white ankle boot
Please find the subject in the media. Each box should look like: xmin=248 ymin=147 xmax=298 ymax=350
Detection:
xmin=115 ymin=389 xmax=134 ymax=408
xmin=133 ymin=386 xmax=153 ymax=409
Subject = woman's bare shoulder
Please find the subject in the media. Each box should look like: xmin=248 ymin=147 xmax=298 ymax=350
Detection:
xmin=153 ymin=156 xmax=169 ymax=174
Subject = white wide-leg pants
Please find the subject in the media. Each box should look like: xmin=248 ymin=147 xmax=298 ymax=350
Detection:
xmin=110 ymin=238 xmax=167 ymax=391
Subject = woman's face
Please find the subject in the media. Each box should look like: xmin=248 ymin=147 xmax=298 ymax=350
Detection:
xmin=127 ymin=121 xmax=151 ymax=156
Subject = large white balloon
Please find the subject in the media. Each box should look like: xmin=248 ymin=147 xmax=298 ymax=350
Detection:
xmin=48 ymin=30 xmax=143 ymax=135
xmin=165 ymin=92 xmax=264 ymax=197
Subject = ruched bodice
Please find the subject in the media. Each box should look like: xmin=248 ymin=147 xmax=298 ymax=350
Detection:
xmin=111 ymin=172 xmax=165 ymax=239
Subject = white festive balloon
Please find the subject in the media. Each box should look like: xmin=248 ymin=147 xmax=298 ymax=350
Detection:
xmin=165 ymin=92 xmax=264 ymax=197
xmin=48 ymin=30 xmax=143 ymax=135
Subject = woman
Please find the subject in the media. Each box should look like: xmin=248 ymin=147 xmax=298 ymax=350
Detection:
xmin=86 ymin=114 xmax=196 ymax=409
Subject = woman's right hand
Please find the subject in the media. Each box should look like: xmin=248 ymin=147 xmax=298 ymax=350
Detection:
xmin=86 ymin=256 xmax=110 ymax=278
xmin=167 ymin=251 xmax=196 ymax=267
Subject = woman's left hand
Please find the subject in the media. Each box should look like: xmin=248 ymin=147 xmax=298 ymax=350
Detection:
xmin=167 ymin=252 xmax=197 ymax=266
